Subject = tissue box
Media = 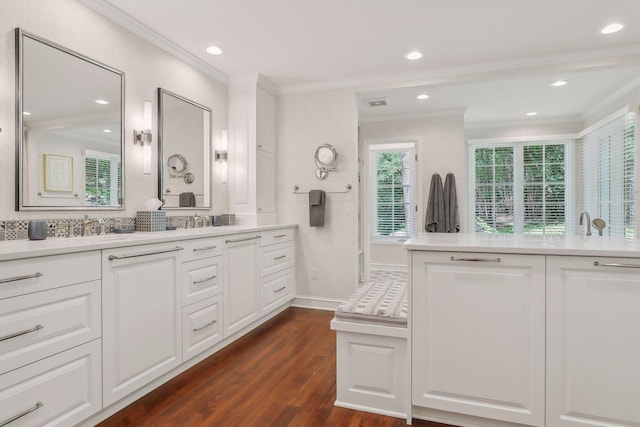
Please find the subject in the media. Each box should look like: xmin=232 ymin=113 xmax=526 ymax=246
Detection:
xmin=221 ymin=213 xmax=236 ymax=226
xmin=136 ymin=211 xmax=166 ymax=232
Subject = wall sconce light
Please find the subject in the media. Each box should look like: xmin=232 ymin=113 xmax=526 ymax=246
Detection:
xmin=215 ymin=129 xmax=228 ymax=184
xmin=134 ymin=101 xmax=153 ymax=175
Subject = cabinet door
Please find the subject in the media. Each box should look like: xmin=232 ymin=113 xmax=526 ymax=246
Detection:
xmin=547 ymin=256 xmax=640 ymax=427
xmin=256 ymin=87 xmax=276 ymax=154
xmin=412 ymin=251 xmax=545 ymax=426
xmin=256 ymin=149 xmax=276 ymax=214
xmin=102 ymin=244 xmax=182 ymax=406
xmin=223 ymin=234 xmax=260 ymax=337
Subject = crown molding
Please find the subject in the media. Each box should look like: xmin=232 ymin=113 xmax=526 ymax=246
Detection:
xmin=582 ymin=75 xmax=640 ymax=120
xmin=77 ymin=0 xmax=229 ymax=85
xmin=280 ymin=43 xmax=640 ymax=95
xmin=359 ymin=108 xmax=468 ymax=124
xmin=464 ymin=115 xmax=583 ymax=130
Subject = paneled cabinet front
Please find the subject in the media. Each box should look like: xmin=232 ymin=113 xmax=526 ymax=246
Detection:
xmin=102 ymin=243 xmax=183 ymax=406
xmin=546 ymin=256 xmax=640 ymax=427
xmin=412 ymin=251 xmax=545 ymax=426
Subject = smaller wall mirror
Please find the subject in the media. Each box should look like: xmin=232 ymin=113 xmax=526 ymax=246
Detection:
xmin=158 ymin=88 xmax=212 ymax=208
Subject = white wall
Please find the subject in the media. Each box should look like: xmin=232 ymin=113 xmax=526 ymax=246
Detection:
xmin=465 ymin=121 xmax=583 ymax=140
xmin=277 ymin=89 xmax=359 ymax=301
xmin=0 ymin=0 xmax=228 ymax=219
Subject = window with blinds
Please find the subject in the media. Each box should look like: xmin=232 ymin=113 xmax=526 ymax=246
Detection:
xmin=472 ymin=142 xmax=567 ymax=235
xmin=574 ymin=111 xmax=636 ymax=238
xmin=84 ymin=150 xmax=120 ymax=207
xmin=370 ymin=144 xmax=416 ymax=239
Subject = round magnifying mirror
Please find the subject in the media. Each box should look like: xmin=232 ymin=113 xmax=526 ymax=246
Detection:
xmin=314 ymin=144 xmax=338 ymax=168
xmin=167 ymin=154 xmax=188 ymax=174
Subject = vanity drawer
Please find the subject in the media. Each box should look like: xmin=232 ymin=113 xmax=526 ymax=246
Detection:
xmin=0 ymin=251 xmax=100 ymax=300
xmin=0 ymin=280 xmax=101 ymax=375
xmin=181 ymin=237 xmax=224 ymax=262
xmin=0 ymin=339 xmax=101 ymax=427
xmin=260 ymin=228 xmax=295 ymax=247
xmin=259 ymin=242 xmax=295 ymax=277
xmin=183 ymin=295 xmax=223 ymax=361
xmin=261 ymin=268 xmax=295 ymax=313
xmin=183 ymin=257 xmax=222 ymax=306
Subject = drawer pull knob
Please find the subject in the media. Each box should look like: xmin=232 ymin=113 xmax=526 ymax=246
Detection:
xmin=274 ymin=255 xmax=287 ymax=261
xmin=108 ymin=246 xmax=183 ymax=260
xmin=0 ymin=401 xmax=43 ymax=426
xmin=0 ymin=324 xmax=44 ymax=342
xmin=594 ymin=261 xmax=640 ymax=269
xmin=225 ymin=235 xmax=261 ymax=244
xmin=193 ymin=275 xmax=217 ymax=285
xmin=193 ymin=245 xmax=217 ymax=252
xmin=449 ymin=257 xmax=502 ymax=263
xmin=273 ymin=234 xmax=286 ymax=238
xmin=0 ymin=272 xmax=43 ymax=284
xmin=193 ymin=320 xmax=217 ymax=332
xmin=274 ymin=286 xmax=287 ymax=293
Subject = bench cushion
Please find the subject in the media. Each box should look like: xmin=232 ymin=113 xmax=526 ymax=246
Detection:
xmin=335 ymin=280 xmax=408 ymax=326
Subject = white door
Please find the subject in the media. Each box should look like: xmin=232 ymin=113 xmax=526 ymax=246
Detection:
xmin=224 ymin=234 xmax=260 ymax=337
xmin=102 ymin=244 xmax=182 ymax=406
xmin=547 ymin=256 xmax=640 ymax=427
xmin=412 ymin=251 xmax=545 ymax=426
xmin=256 ymin=149 xmax=276 ymax=214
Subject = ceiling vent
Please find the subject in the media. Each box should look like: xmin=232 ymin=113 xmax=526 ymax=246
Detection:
xmin=367 ymin=98 xmax=388 ymax=107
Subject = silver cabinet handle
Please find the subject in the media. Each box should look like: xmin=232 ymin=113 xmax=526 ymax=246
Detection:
xmin=274 ymin=255 xmax=286 ymax=261
xmin=0 ymin=324 xmax=43 ymax=342
xmin=0 ymin=272 xmax=43 ymax=284
xmin=0 ymin=402 xmax=43 ymax=427
xmin=594 ymin=261 xmax=640 ymax=269
xmin=274 ymin=286 xmax=287 ymax=293
xmin=273 ymin=234 xmax=286 ymax=238
xmin=193 ymin=320 xmax=217 ymax=332
xmin=450 ymin=257 xmax=501 ymax=263
xmin=193 ymin=275 xmax=216 ymax=285
xmin=225 ymin=235 xmax=261 ymax=244
xmin=193 ymin=245 xmax=217 ymax=252
xmin=108 ymin=246 xmax=183 ymax=261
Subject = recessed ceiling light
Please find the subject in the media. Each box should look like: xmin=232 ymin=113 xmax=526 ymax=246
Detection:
xmin=103 ymin=129 xmax=112 ymax=133
xmin=206 ymin=45 xmax=223 ymax=55
xmin=94 ymin=99 xmax=109 ymax=105
xmin=550 ymin=80 xmax=568 ymax=87
xmin=23 ymin=111 xmax=31 ymax=115
xmin=405 ymin=51 xmax=423 ymax=60
xmin=417 ymin=94 xmax=429 ymax=100
xmin=601 ymin=23 xmax=624 ymax=34
xmin=526 ymin=112 xmax=538 ymax=116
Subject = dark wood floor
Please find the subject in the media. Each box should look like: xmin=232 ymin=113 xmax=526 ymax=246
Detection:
xmin=99 ymin=307 xmax=454 ymax=427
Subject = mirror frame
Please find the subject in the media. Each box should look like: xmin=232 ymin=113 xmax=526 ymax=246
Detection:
xmin=157 ymin=88 xmax=212 ymax=209
xmin=15 ymin=28 xmax=126 ymax=211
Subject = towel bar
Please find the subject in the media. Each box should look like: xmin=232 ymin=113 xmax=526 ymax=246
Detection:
xmin=293 ymin=184 xmax=352 ymax=194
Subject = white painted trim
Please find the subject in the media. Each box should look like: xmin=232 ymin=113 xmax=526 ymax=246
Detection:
xmin=464 ymin=115 xmax=583 ymax=130
xmin=330 ymin=319 xmax=408 ymax=338
xmin=359 ymin=108 xmax=468 ymax=123
xmin=76 ymin=0 xmax=229 ymax=85
xmin=578 ymin=106 xmax=629 ymax=138
xmin=468 ymin=134 xmax=578 ymax=145
xmin=290 ymin=296 xmax=343 ymax=311
xmin=412 ymin=406 xmax=527 ymax=427
xmin=583 ymin=76 xmax=640 ymax=120
xmin=370 ymin=263 xmax=408 ymax=272
xmin=369 ymin=142 xmax=415 ymax=151
xmin=334 ymin=400 xmax=407 ymax=420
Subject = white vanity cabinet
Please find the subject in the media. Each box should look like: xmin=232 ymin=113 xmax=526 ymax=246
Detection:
xmin=223 ymin=233 xmax=261 ymax=337
xmin=259 ymin=229 xmax=296 ymax=314
xmin=546 ymin=256 xmax=640 ymax=427
xmin=101 ymin=243 xmax=183 ymax=406
xmin=411 ymin=251 xmax=545 ymax=426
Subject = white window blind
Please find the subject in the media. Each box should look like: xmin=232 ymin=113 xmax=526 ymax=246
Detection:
xmin=84 ymin=150 xmax=120 ymax=207
xmin=370 ymin=144 xmax=416 ymax=239
xmin=574 ymin=111 xmax=636 ymax=238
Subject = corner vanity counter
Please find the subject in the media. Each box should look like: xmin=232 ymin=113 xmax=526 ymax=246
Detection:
xmin=405 ymin=233 xmax=640 ymax=427
xmin=0 ymin=224 xmax=296 ymax=427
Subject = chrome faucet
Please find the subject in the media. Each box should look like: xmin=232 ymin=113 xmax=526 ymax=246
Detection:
xmin=83 ymin=215 xmax=105 ymax=236
xmin=579 ymin=211 xmax=592 ymax=236
xmin=193 ymin=215 xmax=206 ymax=228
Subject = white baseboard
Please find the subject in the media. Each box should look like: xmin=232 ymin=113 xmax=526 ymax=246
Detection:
xmin=370 ymin=263 xmax=407 ymax=272
xmin=291 ymin=295 xmax=343 ymax=311
xmin=335 ymin=400 xmax=407 ymax=420
xmin=412 ymin=406 xmax=527 ymax=427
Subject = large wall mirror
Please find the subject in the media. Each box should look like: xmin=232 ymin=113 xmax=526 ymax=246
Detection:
xmin=158 ymin=88 xmax=212 ymax=209
xmin=15 ymin=29 xmax=125 ymax=211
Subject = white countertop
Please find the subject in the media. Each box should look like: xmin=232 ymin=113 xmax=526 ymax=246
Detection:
xmin=404 ymin=233 xmax=640 ymax=257
xmin=0 ymin=224 xmax=297 ymax=262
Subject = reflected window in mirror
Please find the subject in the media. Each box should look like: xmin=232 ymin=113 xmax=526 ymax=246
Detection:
xmin=16 ymin=28 xmax=124 ymax=211
xmin=158 ymin=88 xmax=212 ymax=209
